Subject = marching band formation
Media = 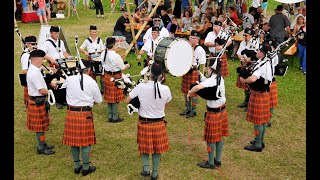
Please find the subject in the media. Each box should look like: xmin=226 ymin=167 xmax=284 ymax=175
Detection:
xmin=16 ymin=10 xmax=301 ymax=177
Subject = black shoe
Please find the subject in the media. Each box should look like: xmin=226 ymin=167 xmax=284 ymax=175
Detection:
xmin=214 ymin=159 xmax=221 ymax=167
xmin=82 ymin=166 xmax=96 ymax=176
xmin=179 ymin=110 xmax=190 ymax=116
xmin=140 ymin=170 xmax=150 ymax=177
xmin=112 ymin=118 xmax=124 ymax=123
xmin=150 ymin=175 xmax=158 ymax=180
xmin=249 ymin=140 xmax=265 ymax=148
xmin=74 ymin=164 xmax=83 ymax=174
xmin=237 ymin=102 xmax=248 ymax=108
xmin=108 ymin=118 xmax=112 ymax=122
xmin=244 ymin=144 xmax=263 ymax=152
xmin=37 ymin=148 xmax=55 ymax=155
xmin=43 ymin=143 xmax=54 ymax=149
xmin=267 ymin=122 xmax=272 ymax=127
xmin=186 ymin=111 xmax=196 ymax=118
xmin=197 ymin=161 xmax=214 ymax=169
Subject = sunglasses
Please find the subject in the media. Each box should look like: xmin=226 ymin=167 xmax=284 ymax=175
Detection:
xmin=29 ymin=43 xmax=37 ymax=45
xmin=153 ymin=19 xmax=161 ymax=22
xmin=243 ymin=34 xmax=249 ymax=37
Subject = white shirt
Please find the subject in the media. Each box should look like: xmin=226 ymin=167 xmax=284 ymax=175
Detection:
xmin=101 ymin=50 xmax=125 ymax=72
xmin=236 ymin=38 xmax=259 ymax=56
xmin=204 ymin=31 xmax=218 ymax=53
xmin=143 ymin=27 xmax=169 ymax=41
xmin=27 ymin=64 xmax=47 ymax=96
xmin=61 ymin=73 xmax=102 ymax=107
xmin=252 ymin=58 xmax=273 ymax=81
xmin=200 ymin=74 xmax=226 ymax=108
xmin=251 ymin=0 xmax=260 ymax=8
xmin=39 ymin=37 xmax=67 ymax=60
xmin=141 ymin=37 xmax=162 ymax=57
xmin=242 ymin=13 xmax=255 ymax=30
xmin=21 ymin=52 xmax=30 ymax=70
xmin=193 ymin=45 xmax=206 ymax=67
xmin=129 ymin=81 xmax=172 ymax=118
xmin=80 ymin=37 xmax=105 ymax=54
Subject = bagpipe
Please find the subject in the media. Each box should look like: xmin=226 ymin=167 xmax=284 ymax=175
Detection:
xmin=189 ymin=72 xmax=223 ymax=101
xmin=223 ymin=13 xmax=240 ymax=36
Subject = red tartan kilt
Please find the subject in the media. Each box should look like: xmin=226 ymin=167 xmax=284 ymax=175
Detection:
xmin=204 ymin=109 xmax=229 ymax=143
xmin=236 ymin=75 xmax=248 ymax=90
xmin=181 ymin=70 xmax=199 ymax=97
xmin=220 ymin=52 xmax=229 ymax=77
xmin=269 ymin=81 xmax=278 ymax=108
xmin=24 ymin=86 xmax=28 ymax=106
xmin=27 ymin=99 xmax=50 ymax=132
xmin=63 ymin=110 xmax=96 ymax=146
xmin=103 ymin=73 xmax=125 ymax=103
xmin=137 ymin=119 xmax=169 ymax=154
xmin=247 ymin=91 xmax=271 ymax=125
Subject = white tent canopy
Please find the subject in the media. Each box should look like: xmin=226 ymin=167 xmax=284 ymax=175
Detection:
xmin=274 ymin=0 xmax=305 ymax=4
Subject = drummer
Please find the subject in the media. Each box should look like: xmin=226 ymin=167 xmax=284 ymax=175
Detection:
xmin=39 ymin=26 xmax=73 ymax=109
xmin=180 ymin=30 xmax=206 ymax=118
xmin=143 ymin=14 xmax=169 ymax=43
xmin=101 ymin=37 xmax=130 ymax=123
xmin=79 ymin=25 xmax=105 ymax=93
xmin=137 ymin=27 xmax=162 ymax=67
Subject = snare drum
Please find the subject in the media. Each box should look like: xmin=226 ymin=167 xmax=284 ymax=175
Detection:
xmin=62 ymin=61 xmax=78 ymax=76
xmin=91 ymin=60 xmax=103 ymax=76
xmin=154 ymin=37 xmax=193 ymax=77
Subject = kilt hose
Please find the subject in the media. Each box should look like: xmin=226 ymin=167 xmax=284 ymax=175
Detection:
xmin=24 ymin=86 xmax=28 ymax=106
xmin=103 ymin=73 xmax=125 ymax=103
xmin=220 ymin=52 xmax=229 ymax=77
xmin=247 ymin=91 xmax=271 ymax=125
xmin=137 ymin=119 xmax=169 ymax=154
xmin=269 ymin=81 xmax=278 ymax=108
xmin=27 ymin=99 xmax=50 ymax=132
xmin=63 ymin=110 xmax=96 ymax=147
xmin=204 ymin=109 xmax=229 ymax=143
xmin=181 ymin=69 xmax=199 ymax=97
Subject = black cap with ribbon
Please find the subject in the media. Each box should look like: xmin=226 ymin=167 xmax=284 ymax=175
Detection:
xmin=89 ymin=25 xmax=97 ymax=30
xmin=152 ymin=26 xmax=160 ymax=32
xmin=151 ymin=63 xmax=164 ymax=99
xmin=244 ymin=27 xmax=254 ymax=36
xmin=190 ymin=30 xmax=200 ymax=38
xmin=30 ymin=49 xmax=46 ymax=58
xmin=25 ymin=36 xmax=37 ymax=43
xmin=258 ymin=42 xmax=272 ymax=55
xmin=214 ymin=20 xmax=222 ymax=27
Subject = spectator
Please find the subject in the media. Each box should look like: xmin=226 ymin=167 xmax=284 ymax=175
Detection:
xmin=167 ymin=8 xmax=173 ymax=19
xmin=290 ymin=6 xmax=306 ymax=31
xmin=297 ymin=25 xmax=306 ymax=74
xmin=180 ymin=0 xmax=191 ymax=19
xmin=93 ymin=0 xmax=105 ymax=18
xmin=45 ymin=0 xmax=52 ymax=20
xmin=35 ymin=0 xmax=48 ymax=25
xmin=113 ymin=12 xmax=132 ymax=44
xmin=161 ymin=8 xmax=171 ymax=28
xmin=200 ymin=15 xmax=213 ymax=40
xmin=83 ymin=0 xmax=89 ymax=10
xmin=228 ymin=6 xmax=240 ymax=26
xmin=166 ymin=15 xmax=181 ymax=32
xmin=181 ymin=10 xmax=193 ymax=30
xmin=261 ymin=0 xmax=268 ymax=16
xmin=22 ymin=0 xmax=28 ymax=12
xmin=71 ymin=0 xmax=77 ymax=15
xmin=242 ymin=6 xmax=255 ymax=29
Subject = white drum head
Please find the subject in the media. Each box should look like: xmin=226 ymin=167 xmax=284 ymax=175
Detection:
xmin=165 ymin=40 xmax=193 ymax=76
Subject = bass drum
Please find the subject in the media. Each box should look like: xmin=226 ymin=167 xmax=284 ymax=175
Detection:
xmin=154 ymin=37 xmax=193 ymax=77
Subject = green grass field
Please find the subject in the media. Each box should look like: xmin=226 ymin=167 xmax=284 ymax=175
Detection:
xmin=14 ymin=1 xmax=306 ymax=179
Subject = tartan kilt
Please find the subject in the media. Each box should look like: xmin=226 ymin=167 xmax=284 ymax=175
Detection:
xmin=24 ymin=86 xmax=28 ymax=106
xmin=62 ymin=110 xmax=96 ymax=147
xmin=247 ymin=91 xmax=271 ymax=125
xmin=27 ymin=99 xmax=50 ymax=132
xmin=220 ymin=52 xmax=229 ymax=77
xmin=137 ymin=119 xmax=169 ymax=154
xmin=181 ymin=69 xmax=199 ymax=97
xmin=269 ymin=81 xmax=278 ymax=108
xmin=103 ymin=73 xmax=125 ymax=103
xmin=204 ymin=109 xmax=229 ymax=143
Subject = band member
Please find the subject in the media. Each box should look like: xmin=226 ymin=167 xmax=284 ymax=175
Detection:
xmin=61 ymin=60 xmax=102 ymax=176
xmin=180 ymin=30 xmax=206 ymax=118
xmin=125 ymin=63 xmax=172 ymax=180
xmin=236 ymin=27 xmax=259 ymax=110
xmin=101 ymin=37 xmax=130 ymax=123
xmin=39 ymin=26 xmax=73 ymax=109
xmin=80 ymin=25 xmax=105 ymax=93
xmin=137 ymin=27 xmax=162 ymax=66
xmin=204 ymin=20 xmax=232 ymax=78
xmin=240 ymin=43 xmax=273 ymax=152
xmin=187 ymin=57 xmax=229 ymax=169
xmin=143 ymin=14 xmax=170 ymax=43
xmin=20 ymin=36 xmax=38 ymax=106
xmin=27 ymin=49 xmax=55 ymax=155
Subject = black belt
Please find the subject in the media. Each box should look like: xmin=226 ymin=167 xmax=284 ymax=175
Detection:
xmin=67 ymin=105 xmax=92 ymax=112
xmin=139 ymin=115 xmax=164 ymax=123
xmin=29 ymin=95 xmax=46 ymax=100
xmin=89 ymin=52 xmax=101 ymax=55
xmin=207 ymin=105 xmax=225 ymax=113
xmin=251 ymin=90 xmax=269 ymax=93
xmin=105 ymin=70 xmax=121 ymax=75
